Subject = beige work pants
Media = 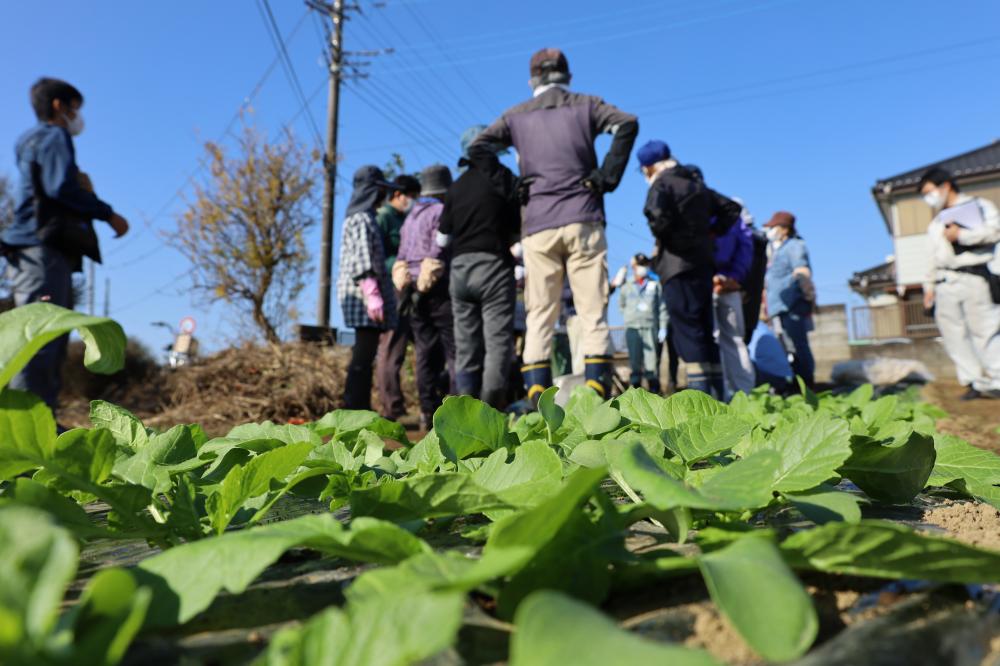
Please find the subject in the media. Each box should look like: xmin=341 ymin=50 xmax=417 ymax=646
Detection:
xmin=522 ymin=222 xmax=610 ymax=365
xmin=935 ymin=272 xmax=1000 ymax=391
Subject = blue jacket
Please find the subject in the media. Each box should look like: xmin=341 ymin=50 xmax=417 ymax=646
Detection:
xmin=2 ymin=123 xmax=114 ymax=247
xmin=712 ymin=218 xmax=753 ymax=284
xmin=766 ymin=237 xmax=811 ymax=317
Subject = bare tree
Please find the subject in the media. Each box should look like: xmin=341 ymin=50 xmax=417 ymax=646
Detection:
xmin=169 ymin=123 xmax=318 ymax=343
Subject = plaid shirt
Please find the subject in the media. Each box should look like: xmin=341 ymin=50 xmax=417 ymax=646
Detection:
xmin=337 ymin=210 xmax=396 ymax=329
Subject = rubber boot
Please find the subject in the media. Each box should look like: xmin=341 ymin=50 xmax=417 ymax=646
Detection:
xmin=584 ymin=355 xmax=614 ymax=398
xmin=646 ymin=375 xmax=661 ymax=395
xmin=522 ymin=361 xmax=553 ymax=406
xmin=629 ymin=372 xmax=642 ymax=388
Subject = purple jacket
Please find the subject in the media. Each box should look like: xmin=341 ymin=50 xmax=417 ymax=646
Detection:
xmin=397 ymin=198 xmax=446 ymax=281
xmin=712 ymin=218 xmax=753 ymax=284
xmin=474 ymin=86 xmax=638 ymax=238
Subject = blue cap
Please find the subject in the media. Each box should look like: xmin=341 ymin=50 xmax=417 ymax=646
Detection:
xmin=637 ymin=140 xmax=671 ymax=167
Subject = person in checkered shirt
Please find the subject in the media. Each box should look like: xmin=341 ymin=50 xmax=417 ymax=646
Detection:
xmin=337 ymin=165 xmax=402 ymax=410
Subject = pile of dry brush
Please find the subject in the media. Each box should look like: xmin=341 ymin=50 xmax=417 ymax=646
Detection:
xmin=62 ymin=340 xmax=418 ymax=436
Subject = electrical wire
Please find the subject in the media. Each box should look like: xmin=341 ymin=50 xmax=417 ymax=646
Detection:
xmin=256 ymin=0 xmax=325 ymax=146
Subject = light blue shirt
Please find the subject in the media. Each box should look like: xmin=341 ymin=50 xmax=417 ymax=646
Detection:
xmin=765 ymin=237 xmax=811 ymax=317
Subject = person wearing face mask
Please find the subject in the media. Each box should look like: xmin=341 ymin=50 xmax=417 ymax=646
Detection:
xmin=394 ymin=164 xmax=456 ymax=427
xmin=1 ymin=77 xmax=129 ymax=417
xmin=638 ymin=140 xmax=724 ymax=398
xmin=470 ymin=47 xmax=638 ymax=402
xmin=338 ymin=165 xmax=402 ymax=410
xmin=763 ymin=212 xmax=816 ymax=387
xmin=374 ymin=173 xmax=422 ymax=420
xmin=919 ymin=167 xmax=1000 ymax=400
xmin=618 ymin=253 xmax=668 ymax=393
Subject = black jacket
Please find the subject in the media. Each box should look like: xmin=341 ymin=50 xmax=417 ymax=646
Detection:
xmin=439 ymin=145 xmax=520 ymax=259
xmin=644 ymin=165 xmax=715 ymax=281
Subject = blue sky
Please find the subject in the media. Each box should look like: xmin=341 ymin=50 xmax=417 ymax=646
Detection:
xmin=2 ymin=0 xmax=999 ymax=353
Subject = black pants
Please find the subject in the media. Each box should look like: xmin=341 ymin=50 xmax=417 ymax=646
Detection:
xmin=344 ymin=327 xmax=381 ymax=410
xmin=664 ymin=268 xmax=719 ymax=364
xmin=411 ymin=282 xmax=456 ymax=416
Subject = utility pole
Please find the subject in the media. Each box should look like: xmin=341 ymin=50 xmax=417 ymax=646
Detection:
xmin=87 ymin=260 xmax=96 ymax=315
xmin=301 ymin=0 xmax=389 ymax=341
xmin=315 ymin=0 xmax=344 ymax=330
xmin=103 ymin=278 xmax=110 ymax=317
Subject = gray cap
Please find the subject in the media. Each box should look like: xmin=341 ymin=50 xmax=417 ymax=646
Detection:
xmin=420 ymin=164 xmax=453 ymax=196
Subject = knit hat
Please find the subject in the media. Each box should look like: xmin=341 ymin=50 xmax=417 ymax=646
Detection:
xmin=636 ymin=140 xmax=671 ymax=167
xmin=529 ymin=48 xmax=569 ymax=78
xmin=419 ymin=164 xmax=453 ymax=196
xmin=764 ymin=211 xmax=796 ymax=228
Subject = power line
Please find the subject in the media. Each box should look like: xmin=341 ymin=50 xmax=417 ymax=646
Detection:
xmin=257 ymin=0 xmax=325 ymax=146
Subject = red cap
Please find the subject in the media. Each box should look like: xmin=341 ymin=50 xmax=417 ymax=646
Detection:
xmin=764 ymin=211 xmax=796 ymax=228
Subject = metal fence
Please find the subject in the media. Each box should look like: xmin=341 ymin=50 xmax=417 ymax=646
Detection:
xmin=851 ymin=301 xmax=938 ymax=341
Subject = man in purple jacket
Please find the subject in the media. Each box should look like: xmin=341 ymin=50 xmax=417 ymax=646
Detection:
xmin=472 ymin=48 xmax=638 ymax=400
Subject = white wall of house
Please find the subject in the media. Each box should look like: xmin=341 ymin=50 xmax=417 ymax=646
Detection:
xmin=893 ymin=233 xmax=931 ymax=287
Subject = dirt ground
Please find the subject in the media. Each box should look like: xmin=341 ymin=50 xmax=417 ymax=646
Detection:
xmin=923 ymin=380 xmax=1000 ymax=453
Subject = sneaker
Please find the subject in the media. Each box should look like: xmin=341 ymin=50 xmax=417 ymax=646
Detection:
xmin=978 ymin=389 xmax=1000 ymax=400
xmin=960 ymin=387 xmax=982 ymax=401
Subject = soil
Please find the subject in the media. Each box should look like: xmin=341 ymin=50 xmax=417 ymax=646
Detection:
xmin=921 ymin=501 xmax=1000 ymax=551
xmin=924 ymin=381 xmax=1000 ymax=454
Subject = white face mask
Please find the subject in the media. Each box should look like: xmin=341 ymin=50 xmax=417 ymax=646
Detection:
xmin=923 ymin=190 xmax=945 ymax=211
xmin=64 ymin=111 xmax=84 ymax=137
xmin=634 ymin=265 xmax=649 ymax=279
xmin=766 ymin=227 xmax=783 ymax=243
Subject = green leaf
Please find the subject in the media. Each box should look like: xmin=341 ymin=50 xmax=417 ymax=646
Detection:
xmin=781 ymin=520 xmax=1000 ymax=583
xmin=206 ymin=441 xmax=315 ymax=534
xmin=579 ymin=403 xmax=622 ymax=437
xmin=766 ymin=414 xmax=852 ymax=492
xmin=312 ymin=409 xmax=408 ymax=445
xmin=61 ymin=568 xmax=151 ymax=666
xmin=347 ymin=468 xmax=609 ymax=606
xmin=392 ymin=430 xmax=445 ymax=474
xmin=536 ymin=386 xmax=565 ymax=440
xmin=472 ymin=441 xmax=563 ymax=515
xmin=112 ymin=424 xmax=204 ymax=495
xmin=349 ymin=473 xmax=512 ymax=522
xmin=840 ymin=431 xmax=936 ymax=504
xmin=563 ymin=385 xmax=605 ymax=425
xmin=0 ymin=389 xmax=57 ymax=479
xmin=698 ymin=536 xmax=817 ymax=662
xmin=617 ymin=388 xmax=726 ymax=430
xmin=89 ymin=400 xmax=148 ymax=449
xmin=0 ymin=302 xmax=126 ymax=390
xmin=861 ymin=394 xmax=899 ymax=431
xmin=135 ymin=514 xmax=429 ymax=627
xmin=2 ymin=478 xmax=107 ymax=538
xmin=784 ymin=486 xmax=862 ymax=524
xmin=663 ymin=414 xmax=751 ymax=464
xmin=610 ymin=442 xmax=777 ymax=511
xmin=928 ymin=434 xmax=1000 ymax=508
xmin=509 ymin=591 xmax=721 ymax=666
xmin=257 ymin=591 xmax=463 ymax=666
xmin=433 ymin=395 xmax=511 ymax=460
xmin=0 ymin=506 xmax=78 ymax=657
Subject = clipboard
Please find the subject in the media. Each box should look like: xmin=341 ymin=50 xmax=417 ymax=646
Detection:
xmin=938 ymin=199 xmax=985 ymax=230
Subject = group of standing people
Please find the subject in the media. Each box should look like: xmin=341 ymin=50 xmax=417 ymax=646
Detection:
xmin=337 ymin=47 xmax=820 ymax=419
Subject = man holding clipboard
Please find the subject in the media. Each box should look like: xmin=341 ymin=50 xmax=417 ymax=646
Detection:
xmin=920 ymin=167 xmax=1000 ymax=400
